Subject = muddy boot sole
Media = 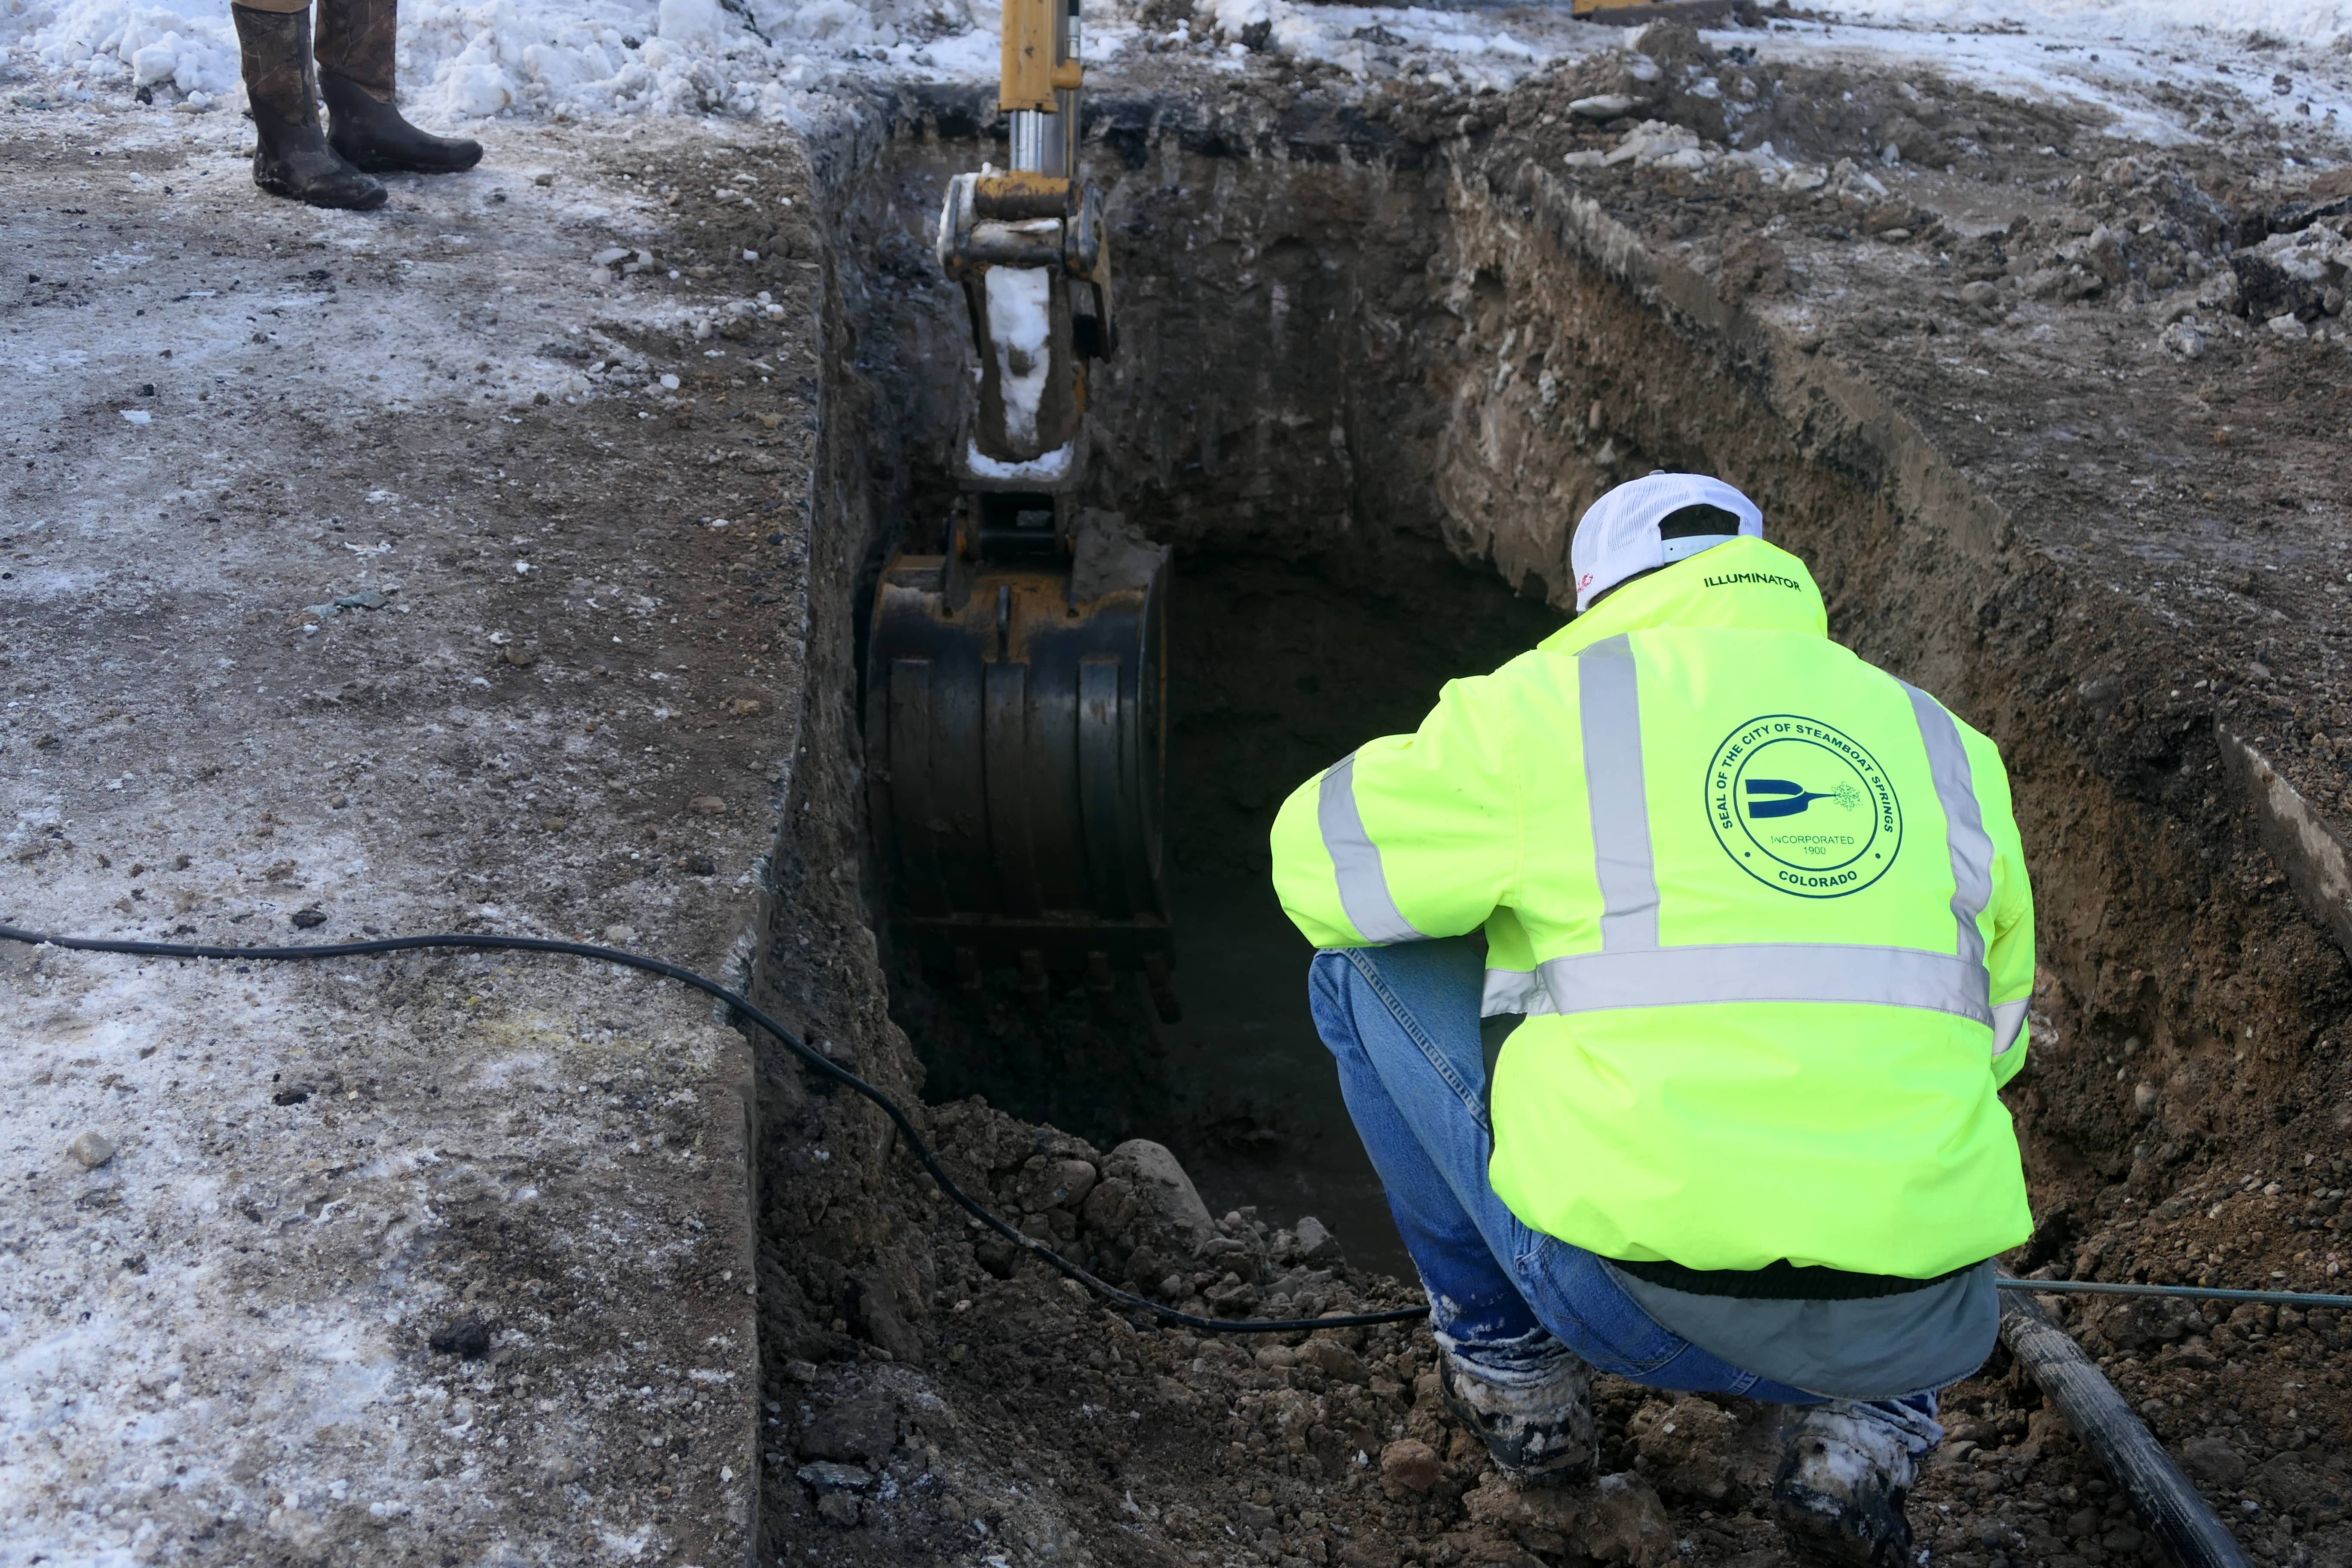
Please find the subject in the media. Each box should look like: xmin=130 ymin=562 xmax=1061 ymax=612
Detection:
xmin=254 ymin=149 xmax=388 ymax=209
xmin=1436 ymin=1348 xmax=1596 ymax=1485
xmin=1771 ymin=1439 xmax=1914 ymax=1568
xmin=1774 ymin=1512 xmax=1913 ymax=1568
xmin=1776 ymin=1522 xmax=1915 ymax=1568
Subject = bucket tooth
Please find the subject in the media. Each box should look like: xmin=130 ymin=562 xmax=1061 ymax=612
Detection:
xmin=1018 ymin=949 xmax=1050 ymax=998
xmin=1143 ymin=952 xmax=1182 ymax=1024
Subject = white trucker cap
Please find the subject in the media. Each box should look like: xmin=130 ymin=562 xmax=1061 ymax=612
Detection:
xmin=1571 ymin=472 xmax=1764 ymax=612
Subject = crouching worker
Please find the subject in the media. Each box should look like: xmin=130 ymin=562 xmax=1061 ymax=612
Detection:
xmin=1270 ymin=474 xmax=2035 ymax=1566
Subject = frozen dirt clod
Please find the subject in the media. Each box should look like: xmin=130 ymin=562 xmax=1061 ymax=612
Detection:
xmin=1380 ymin=1438 xmax=1443 ymax=1498
xmin=66 ymin=1131 xmax=119 ymax=1170
xmin=1093 ymin=1137 xmax=1219 ymax=1261
xmin=1463 ymin=1469 xmax=1677 ymax=1567
xmin=1627 ymin=1396 xmax=1753 ymax=1507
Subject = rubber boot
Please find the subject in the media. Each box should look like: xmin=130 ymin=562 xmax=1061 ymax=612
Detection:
xmin=1770 ymin=1403 xmax=1921 ymax=1566
xmin=234 ymin=4 xmax=387 ymax=211
xmin=316 ymin=0 xmax=482 ymax=175
xmin=1435 ymin=1344 xmax=1596 ymax=1485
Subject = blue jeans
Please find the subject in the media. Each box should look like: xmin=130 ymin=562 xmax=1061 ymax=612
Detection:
xmin=1309 ymin=938 xmax=1939 ymax=1442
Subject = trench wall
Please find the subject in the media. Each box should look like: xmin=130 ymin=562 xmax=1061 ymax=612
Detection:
xmin=748 ymin=88 xmax=2352 ymax=1443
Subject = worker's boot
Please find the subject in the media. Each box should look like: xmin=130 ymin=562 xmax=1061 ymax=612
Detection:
xmin=234 ymin=3 xmax=387 ymax=211
xmin=315 ymin=0 xmax=483 ymax=175
xmin=1436 ymin=1343 xmax=1595 ymax=1485
xmin=1770 ymin=1398 xmax=1938 ymax=1566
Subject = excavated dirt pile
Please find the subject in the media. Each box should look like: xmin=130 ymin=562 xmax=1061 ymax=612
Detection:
xmin=704 ymin=24 xmax=2352 ymax=1568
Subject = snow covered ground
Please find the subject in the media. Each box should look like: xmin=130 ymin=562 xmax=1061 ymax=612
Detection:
xmin=1838 ymin=0 xmax=2352 ymax=45
xmin=1809 ymin=2 xmax=2352 ymax=154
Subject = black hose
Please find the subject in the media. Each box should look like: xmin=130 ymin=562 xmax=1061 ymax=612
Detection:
xmin=0 ymin=923 xmax=1423 ymax=1336
xmin=1999 ymin=1283 xmax=2254 ymax=1568
xmin=1995 ymin=1277 xmax=2352 ymax=1311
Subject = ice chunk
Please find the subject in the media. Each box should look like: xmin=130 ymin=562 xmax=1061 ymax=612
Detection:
xmin=129 ymin=34 xmax=183 ymax=86
xmin=1209 ymin=0 xmax=1273 ymax=43
xmin=445 ymin=39 xmax=516 ymax=116
xmin=1569 ymin=93 xmax=1636 ymax=120
xmin=1604 ymin=121 xmax=1708 ymax=170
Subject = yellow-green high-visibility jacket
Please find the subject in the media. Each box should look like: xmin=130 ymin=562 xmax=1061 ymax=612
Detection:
xmin=1271 ymin=536 xmax=2034 ymax=1278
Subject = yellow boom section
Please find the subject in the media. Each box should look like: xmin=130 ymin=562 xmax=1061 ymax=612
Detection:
xmin=1000 ymin=0 xmax=1069 ymax=112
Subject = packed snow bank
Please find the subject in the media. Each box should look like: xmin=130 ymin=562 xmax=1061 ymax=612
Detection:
xmin=13 ymin=0 xmax=244 ymax=100
xmin=0 ymin=0 xmax=982 ymax=119
xmin=0 ymin=0 xmax=1592 ymax=123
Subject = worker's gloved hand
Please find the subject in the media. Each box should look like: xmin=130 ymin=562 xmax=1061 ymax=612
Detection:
xmin=1436 ymin=1343 xmax=1595 ymax=1485
xmin=1770 ymin=1396 xmax=1940 ymax=1566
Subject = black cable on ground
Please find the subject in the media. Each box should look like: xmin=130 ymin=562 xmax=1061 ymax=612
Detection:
xmin=2000 ymin=1284 xmax=2255 ymax=1568
xmin=1995 ymin=1277 xmax=2352 ymax=1311
xmin=10 ymin=922 xmax=2350 ymax=1331
xmin=0 ymin=923 xmax=1424 ymax=1336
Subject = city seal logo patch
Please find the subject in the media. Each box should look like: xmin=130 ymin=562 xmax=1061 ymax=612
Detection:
xmin=1706 ymin=714 xmax=1902 ymax=897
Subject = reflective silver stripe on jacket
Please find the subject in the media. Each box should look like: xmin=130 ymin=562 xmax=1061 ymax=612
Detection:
xmin=1991 ymin=998 xmax=2029 ymax=1057
xmin=1536 ymin=944 xmax=1993 ymax=1025
xmin=1490 ymin=969 xmax=2018 ymax=1033
xmin=1482 ymin=967 xmax=1551 ymax=1017
xmin=1533 ymin=639 xmax=1999 ymax=1027
xmin=1318 ymin=751 xmax=1425 ymax=944
xmin=1580 ymin=634 xmax=1660 ymax=952
xmin=1902 ymin=682 xmax=1995 ymax=971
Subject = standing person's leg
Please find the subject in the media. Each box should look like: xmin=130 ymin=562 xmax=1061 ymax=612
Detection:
xmin=313 ymin=0 xmax=483 ymax=174
xmin=1308 ymin=937 xmax=1592 ymax=1482
xmin=232 ymin=0 xmax=388 ymax=210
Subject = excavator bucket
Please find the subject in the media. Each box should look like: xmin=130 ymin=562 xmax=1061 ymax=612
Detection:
xmin=865 ymin=512 xmax=1171 ymax=1006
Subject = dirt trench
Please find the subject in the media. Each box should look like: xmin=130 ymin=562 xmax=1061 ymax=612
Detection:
xmin=721 ymin=62 xmax=2352 ymax=1568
